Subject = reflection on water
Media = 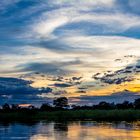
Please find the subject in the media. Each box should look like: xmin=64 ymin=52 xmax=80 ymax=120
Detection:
xmin=0 ymin=121 xmax=140 ymax=140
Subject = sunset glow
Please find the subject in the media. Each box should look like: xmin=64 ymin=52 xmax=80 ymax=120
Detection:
xmin=0 ymin=0 xmax=140 ymax=105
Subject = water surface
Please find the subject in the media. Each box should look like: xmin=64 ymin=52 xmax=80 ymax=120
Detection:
xmin=0 ymin=121 xmax=140 ymax=140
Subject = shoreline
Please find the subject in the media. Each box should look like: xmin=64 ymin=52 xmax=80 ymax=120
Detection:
xmin=0 ymin=109 xmax=140 ymax=122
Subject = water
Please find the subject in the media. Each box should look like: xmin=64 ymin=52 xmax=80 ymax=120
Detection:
xmin=0 ymin=121 xmax=140 ymax=140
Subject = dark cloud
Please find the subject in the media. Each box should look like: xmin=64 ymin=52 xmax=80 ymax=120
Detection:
xmin=47 ymin=76 xmax=83 ymax=89
xmin=34 ymin=39 xmax=71 ymax=53
xmin=0 ymin=77 xmax=52 ymax=95
xmin=72 ymin=76 xmax=82 ymax=81
xmin=102 ymin=77 xmax=133 ymax=85
xmin=78 ymin=87 xmax=88 ymax=90
xmin=47 ymin=76 xmax=64 ymax=82
xmin=47 ymin=75 xmax=83 ymax=85
xmin=114 ymin=59 xmax=122 ymax=62
xmin=51 ymin=83 xmax=72 ymax=88
xmin=0 ymin=77 xmax=52 ymax=105
xmin=18 ymin=60 xmax=84 ymax=76
xmin=70 ymin=90 xmax=140 ymax=105
xmin=52 ymin=90 xmax=67 ymax=95
xmin=92 ymin=60 xmax=140 ymax=85
xmin=19 ymin=62 xmax=74 ymax=76
xmin=0 ymin=77 xmax=139 ymax=106
xmin=34 ymin=38 xmax=99 ymax=54
xmin=124 ymin=55 xmax=136 ymax=58
xmin=92 ymin=72 xmax=134 ymax=85
xmin=0 ymin=77 xmax=34 ymax=95
xmin=76 ymin=90 xmax=86 ymax=94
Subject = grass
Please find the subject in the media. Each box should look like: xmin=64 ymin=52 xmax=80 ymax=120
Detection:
xmin=0 ymin=109 xmax=140 ymax=122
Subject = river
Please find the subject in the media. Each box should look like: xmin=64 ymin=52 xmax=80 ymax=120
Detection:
xmin=0 ymin=121 xmax=140 ymax=140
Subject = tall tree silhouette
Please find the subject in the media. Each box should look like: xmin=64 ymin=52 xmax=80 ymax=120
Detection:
xmin=134 ymin=98 xmax=140 ymax=109
xmin=53 ymin=97 xmax=68 ymax=108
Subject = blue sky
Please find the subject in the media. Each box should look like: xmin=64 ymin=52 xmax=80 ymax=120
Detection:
xmin=1 ymin=0 xmax=140 ymax=105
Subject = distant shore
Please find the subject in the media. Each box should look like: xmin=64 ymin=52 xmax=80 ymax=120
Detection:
xmin=0 ymin=109 xmax=140 ymax=122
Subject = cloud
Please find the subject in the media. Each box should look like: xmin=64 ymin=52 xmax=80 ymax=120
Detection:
xmin=116 ymin=0 xmax=140 ymax=15
xmin=1 ymin=1 xmax=140 ymax=70
xmin=32 ymin=16 xmax=69 ymax=38
xmin=36 ymin=36 xmax=140 ymax=61
xmin=49 ymin=0 xmax=115 ymax=7
xmin=0 ymin=77 xmax=52 ymax=105
xmin=70 ymin=90 xmax=140 ymax=105
xmin=92 ymin=58 xmax=140 ymax=85
xmin=0 ymin=77 xmax=52 ymax=95
xmin=0 ymin=77 xmax=139 ymax=106
xmin=1 ymin=0 xmax=140 ymax=103
xmin=1 ymin=0 xmax=140 ymax=41
xmin=2 ymin=35 xmax=140 ymax=77
xmin=0 ymin=0 xmax=20 ymax=11
xmin=20 ymin=63 xmax=71 ymax=76
xmin=18 ymin=60 xmax=83 ymax=76
xmin=28 ymin=0 xmax=140 ymax=40
xmin=51 ymin=83 xmax=72 ymax=88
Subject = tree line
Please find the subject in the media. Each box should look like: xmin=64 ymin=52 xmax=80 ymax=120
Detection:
xmin=1 ymin=97 xmax=140 ymax=112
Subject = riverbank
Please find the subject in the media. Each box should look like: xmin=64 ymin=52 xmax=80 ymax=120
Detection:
xmin=0 ymin=109 xmax=140 ymax=121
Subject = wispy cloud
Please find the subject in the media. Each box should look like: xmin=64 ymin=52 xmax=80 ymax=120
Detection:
xmin=1 ymin=0 xmax=140 ymax=103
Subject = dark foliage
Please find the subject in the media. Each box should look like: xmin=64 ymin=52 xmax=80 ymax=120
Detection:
xmin=53 ymin=97 xmax=68 ymax=108
xmin=134 ymin=98 xmax=140 ymax=109
xmin=40 ymin=103 xmax=53 ymax=111
xmin=0 ymin=98 xmax=140 ymax=112
xmin=116 ymin=101 xmax=133 ymax=109
xmin=2 ymin=103 xmax=10 ymax=110
xmin=0 ymin=98 xmax=140 ymax=122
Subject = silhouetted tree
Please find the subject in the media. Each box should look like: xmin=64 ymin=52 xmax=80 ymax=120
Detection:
xmin=40 ymin=103 xmax=53 ymax=111
xmin=2 ymin=103 xmax=10 ymax=110
xmin=28 ymin=105 xmax=35 ymax=109
xmin=71 ymin=105 xmax=81 ymax=110
xmin=116 ymin=101 xmax=133 ymax=109
xmin=11 ymin=104 xmax=18 ymax=110
xmin=53 ymin=97 xmax=68 ymax=108
xmin=96 ymin=101 xmax=113 ymax=110
xmin=134 ymin=98 xmax=140 ymax=109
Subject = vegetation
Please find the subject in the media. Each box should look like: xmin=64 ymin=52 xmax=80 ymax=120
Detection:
xmin=0 ymin=97 xmax=140 ymax=122
xmin=0 ymin=109 xmax=140 ymax=122
xmin=53 ymin=97 xmax=68 ymax=108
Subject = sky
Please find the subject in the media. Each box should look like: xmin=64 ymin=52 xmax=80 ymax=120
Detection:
xmin=0 ymin=0 xmax=140 ymax=105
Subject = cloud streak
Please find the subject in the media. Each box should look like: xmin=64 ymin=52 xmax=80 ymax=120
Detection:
xmin=1 ymin=0 xmax=140 ymax=104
